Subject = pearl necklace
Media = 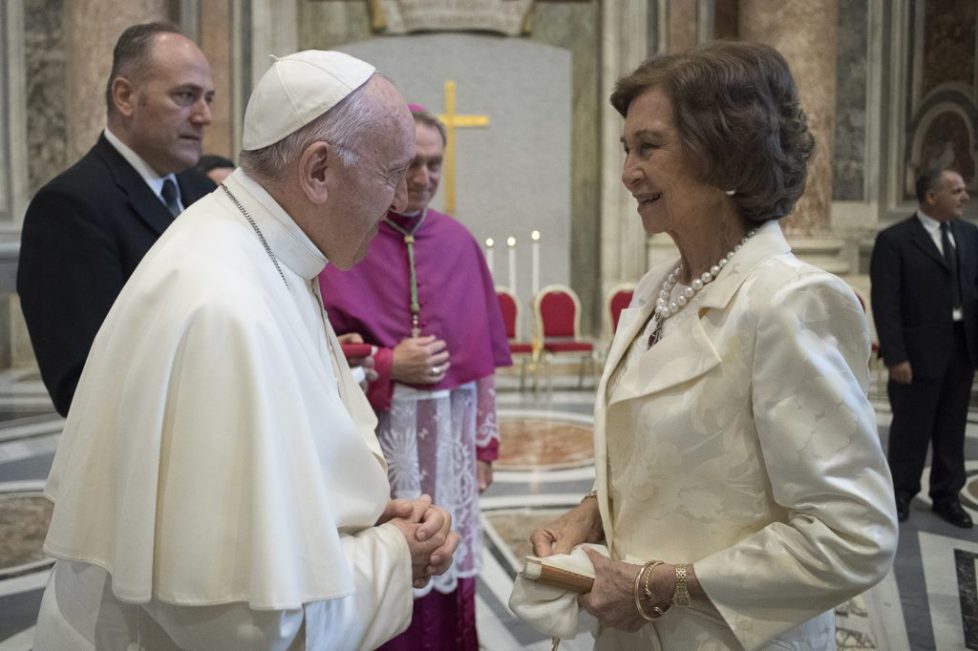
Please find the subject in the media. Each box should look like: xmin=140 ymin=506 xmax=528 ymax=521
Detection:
xmin=647 ymin=228 xmax=757 ymax=347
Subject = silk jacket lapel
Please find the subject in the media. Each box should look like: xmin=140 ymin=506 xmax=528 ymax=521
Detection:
xmin=602 ymin=221 xmax=792 ymax=407
xmin=593 ymin=220 xmax=792 ymax=552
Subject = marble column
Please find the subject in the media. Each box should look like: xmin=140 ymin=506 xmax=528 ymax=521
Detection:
xmin=600 ymin=0 xmax=649 ymax=308
xmin=666 ymin=0 xmax=698 ymax=54
xmin=199 ymin=1 xmax=235 ymax=159
xmin=249 ymin=0 xmax=298 ymax=88
xmin=739 ymin=0 xmax=838 ymax=234
xmin=64 ymin=0 xmax=169 ymax=166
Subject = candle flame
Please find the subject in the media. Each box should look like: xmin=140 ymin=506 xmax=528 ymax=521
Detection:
xmin=531 ymin=230 xmax=541 ymax=241
xmin=507 ymin=236 xmax=516 ymax=247
xmin=486 ymin=238 xmax=494 ymax=248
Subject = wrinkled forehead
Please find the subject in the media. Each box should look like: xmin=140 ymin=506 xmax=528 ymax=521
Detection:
xmin=622 ymin=87 xmax=673 ymax=129
xmin=363 ymin=106 xmax=415 ymax=171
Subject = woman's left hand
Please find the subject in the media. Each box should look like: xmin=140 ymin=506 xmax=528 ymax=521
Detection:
xmin=578 ymin=549 xmax=648 ymax=632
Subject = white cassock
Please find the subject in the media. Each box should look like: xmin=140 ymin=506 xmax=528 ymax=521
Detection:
xmin=34 ymin=169 xmax=413 ymax=650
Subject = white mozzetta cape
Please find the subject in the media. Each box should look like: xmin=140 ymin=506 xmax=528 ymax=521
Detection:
xmin=41 ymin=170 xmax=411 ymax=646
xmin=594 ymin=220 xmax=897 ymax=650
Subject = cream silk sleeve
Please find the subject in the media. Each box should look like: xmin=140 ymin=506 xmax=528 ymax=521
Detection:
xmin=694 ymin=272 xmax=898 ymax=650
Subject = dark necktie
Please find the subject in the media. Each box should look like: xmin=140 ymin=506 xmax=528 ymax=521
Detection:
xmin=940 ymin=222 xmax=962 ymax=309
xmin=161 ymin=178 xmax=181 ymax=217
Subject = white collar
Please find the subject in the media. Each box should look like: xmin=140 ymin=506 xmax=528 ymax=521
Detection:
xmin=103 ymin=128 xmax=179 ymax=200
xmin=222 ymin=169 xmax=328 ymax=281
xmin=916 ymin=209 xmax=946 ymax=234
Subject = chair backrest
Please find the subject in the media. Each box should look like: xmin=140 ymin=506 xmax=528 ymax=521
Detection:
xmin=607 ymin=283 xmax=635 ymax=333
xmin=534 ymin=284 xmax=580 ymax=339
xmin=496 ymin=286 xmax=519 ymax=340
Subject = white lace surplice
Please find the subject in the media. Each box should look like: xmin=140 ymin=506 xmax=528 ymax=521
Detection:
xmin=377 ymin=376 xmax=498 ymax=596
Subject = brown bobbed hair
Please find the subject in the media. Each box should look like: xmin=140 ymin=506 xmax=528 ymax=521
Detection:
xmin=611 ymin=41 xmax=814 ymax=223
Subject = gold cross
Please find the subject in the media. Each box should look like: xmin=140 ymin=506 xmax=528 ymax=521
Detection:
xmin=436 ymin=80 xmax=489 ymax=214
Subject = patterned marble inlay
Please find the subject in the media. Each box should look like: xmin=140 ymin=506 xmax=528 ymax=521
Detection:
xmin=484 ymin=507 xmax=569 ymax=565
xmin=497 ymin=418 xmax=593 ymax=470
xmin=834 ymin=596 xmax=880 ymax=649
xmin=0 ymin=494 xmax=51 ymax=571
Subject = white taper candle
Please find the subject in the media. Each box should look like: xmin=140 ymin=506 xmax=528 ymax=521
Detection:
xmin=507 ymin=236 xmax=517 ymax=295
xmin=531 ymin=229 xmax=541 ymax=296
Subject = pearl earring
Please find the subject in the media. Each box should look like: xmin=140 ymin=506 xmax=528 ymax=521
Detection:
xmin=724 ymin=189 xmax=736 ymax=196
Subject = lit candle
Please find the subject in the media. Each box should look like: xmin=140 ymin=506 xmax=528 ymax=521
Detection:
xmin=485 ymin=238 xmax=495 ymax=275
xmin=531 ymin=229 xmax=541 ymax=296
xmin=507 ymin=236 xmax=517 ymax=295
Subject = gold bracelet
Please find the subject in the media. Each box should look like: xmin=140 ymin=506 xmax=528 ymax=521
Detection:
xmin=581 ymin=489 xmax=598 ymax=503
xmin=672 ymin=564 xmax=691 ymax=607
xmin=642 ymin=561 xmax=672 ymax=618
xmin=633 ymin=560 xmax=669 ymax=621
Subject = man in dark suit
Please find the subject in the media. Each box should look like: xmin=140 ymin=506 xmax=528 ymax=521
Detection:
xmin=871 ymin=168 xmax=975 ymax=528
xmin=18 ymin=23 xmax=216 ymax=416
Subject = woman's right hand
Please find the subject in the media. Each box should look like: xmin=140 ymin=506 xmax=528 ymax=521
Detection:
xmin=529 ymin=497 xmax=603 ymax=557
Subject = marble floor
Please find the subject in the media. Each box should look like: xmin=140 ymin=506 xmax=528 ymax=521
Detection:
xmin=0 ymin=366 xmax=976 ymax=650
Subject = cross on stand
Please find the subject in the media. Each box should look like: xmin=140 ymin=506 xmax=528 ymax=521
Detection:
xmin=436 ymin=80 xmax=489 ymax=215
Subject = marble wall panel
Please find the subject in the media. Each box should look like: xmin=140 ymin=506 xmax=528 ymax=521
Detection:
xmin=529 ymin=1 xmax=600 ymax=331
xmin=921 ymin=0 xmax=975 ymax=97
xmin=904 ymin=0 xmax=978 ymax=199
xmin=298 ymin=1 xmax=372 ymax=51
xmin=833 ymin=0 xmax=867 ymax=201
xmin=341 ymin=34 xmax=572 ymax=300
xmin=298 ymin=0 xmax=602 ymax=332
xmin=24 ymin=0 xmax=67 ymax=195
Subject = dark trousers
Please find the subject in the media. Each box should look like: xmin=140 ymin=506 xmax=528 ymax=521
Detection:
xmin=887 ymin=323 xmax=973 ymax=503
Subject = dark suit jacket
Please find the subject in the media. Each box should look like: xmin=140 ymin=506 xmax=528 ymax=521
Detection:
xmin=870 ymin=213 xmax=978 ymax=378
xmin=17 ymin=134 xmax=215 ymax=416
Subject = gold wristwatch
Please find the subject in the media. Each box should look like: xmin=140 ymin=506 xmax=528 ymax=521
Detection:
xmin=672 ymin=564 xmax=692 ymax=607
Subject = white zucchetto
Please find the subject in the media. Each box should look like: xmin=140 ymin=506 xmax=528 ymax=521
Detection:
xmin=242 ymin=50 xmax=376 ymax=151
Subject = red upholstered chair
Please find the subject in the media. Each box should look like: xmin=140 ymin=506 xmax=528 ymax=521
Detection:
xmin=607 ymin=283 xmax=636 ymax=334
xmin=533 ymin=284 xmax=597 ymax=388
xmin=496 ymin=287 xmax=535 ymax=390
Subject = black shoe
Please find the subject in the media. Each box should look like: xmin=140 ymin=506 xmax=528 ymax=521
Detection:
xmin=896 ymin=495 xmax=910 ymax=522
xmin=932 ymin=500 xmax=974 ymax=528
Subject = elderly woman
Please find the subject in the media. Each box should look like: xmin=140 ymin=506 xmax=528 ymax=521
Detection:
xmin=529 ymin=41 xmax=897 ymax=650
